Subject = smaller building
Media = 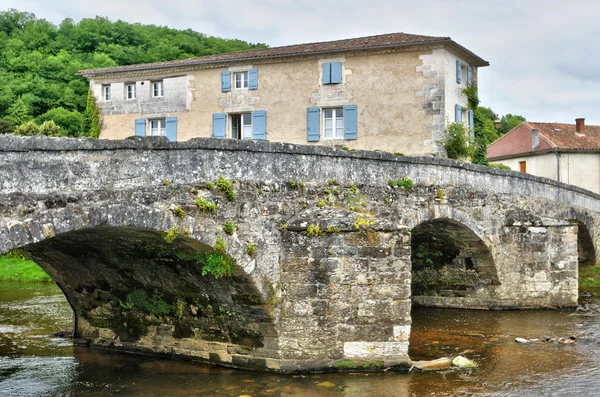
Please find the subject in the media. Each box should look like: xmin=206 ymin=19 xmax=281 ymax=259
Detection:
xmin=487 ymin=118 xmax=600 ymax=193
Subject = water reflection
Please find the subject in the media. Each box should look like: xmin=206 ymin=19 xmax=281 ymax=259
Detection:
xmin=2 ymin=282 xmax=600 ymax=396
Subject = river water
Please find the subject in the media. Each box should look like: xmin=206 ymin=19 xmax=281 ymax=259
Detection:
xmin=1 ymin=282 xmax=600 ymax=396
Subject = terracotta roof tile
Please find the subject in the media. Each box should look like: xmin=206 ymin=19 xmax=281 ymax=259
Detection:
xmin=79 ymin=32 xmax=488 ymax=76
xmin=529 ymin=121 xmax=600 ymax=151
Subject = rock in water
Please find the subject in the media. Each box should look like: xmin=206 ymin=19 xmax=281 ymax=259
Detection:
xmin=515 ymin=337 xmax=530 ymax=344
xmin=411 ymin=357 xmax=453 ymax=371
xmin=452 ymin=356 xmax=477 ymax=368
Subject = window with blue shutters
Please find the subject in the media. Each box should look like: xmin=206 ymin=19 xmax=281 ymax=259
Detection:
xmin=343 ymin=104 xmax=357 ymax=140
xmin=455 ymin=104 xmax=463 ymax=122
xmin=135 ymin=118 xmax=146 ymax=136
xmin=322 ymin=62 xmax=342 ymax=84
xmin=252 ymin=110 xmax=266 ymax=140
xmin=307 ymin=107 xmax=320 ymax=142
xmin=469 ymin=110 xmax=475 ymax=143
xmin=212 ymin=113 xmax=226 ymax=138
xmin=221 ymin=71 xmax=231 ymax=92
xmin=467 ymin=66 xmax=473 ymax=86
xmin=248 ymin=68 xmax=258 ymax=90
xmin=456 ymin=60 xmax=462 ymax=84
xmin=166 ymin=116 xmax=177 ymax=142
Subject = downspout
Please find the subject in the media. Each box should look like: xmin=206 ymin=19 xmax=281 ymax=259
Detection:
xmin=555 ymin=149 xmax=561 ymax=183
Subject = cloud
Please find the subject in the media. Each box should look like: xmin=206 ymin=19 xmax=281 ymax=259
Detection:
xmin=2 ymin=0 xmax=599 ymax=124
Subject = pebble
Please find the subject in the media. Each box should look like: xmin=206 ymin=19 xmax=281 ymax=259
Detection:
xmin=317 ymin=381 xmax=336 ymax=388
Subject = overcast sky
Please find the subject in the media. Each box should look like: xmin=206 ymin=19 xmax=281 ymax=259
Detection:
xmin=4 ymin=0 xmax=600 ymax=124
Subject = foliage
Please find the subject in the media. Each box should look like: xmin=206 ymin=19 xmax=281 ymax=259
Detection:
xmin=198 ymin=252 xmax=234 ymax=278
xmin=317 ymin=200 xmax=326 ymax=208
xmin=335 ymin=360 xmax=357 ymax=369
xmin=163 ymin=225 xmax=178 ymax=243
xmin=83 ymin=88 xmax=101 ymax=137
xmin=347 ymin=182 xmax=359 ymax=194
xmin=394 ymin=152 xmax=404 ymax=156
xmin=306 ymin=224 xmax=322 ymax=237
xmin=444 ymin=122 xmax=470 ymax=160
xmin=215 ymin=175 xmax=237 ymax=200
xmin=354 ymin=216 xmax=374 ymax=230
xmin=288 ymin=180 xmax=297 ymax=188
xmin=0 ymin=9 xmax=266 ymax=135
xmin=436 ymin=189 xmax=445 ymax=199
xmin=328 ymin=179 xmax=340 ymax=186
xmin=196 ymin=197 xmax=217 ymax=213
xmin=390 ymin=176 xmax=414 ymax=190
xmin=171 ymin=206 xmax=186 ymax=218
xmin=36 ymin=106 xmax=83 ymax=137
xmin=246 ymin=242 xmax=257 ymax=256
xmin=13 ymin=121 xmax=39 ymax=136
xmin=121 ymin=289 xmax=173 ymax=316
xmin=0 ymin=119 xmax=12 ymax=134
xmin=325 ymin=226 xmax=340 ymax=234
xmin=279 ymin=223 xmax=287 ymax=231
xmin=411 ymin=226 xmax=459 ymax=270
xmin=579 ymin=265 xmax=600 ymax=290
xmin=222 ymin=220 xmax=237 ymax=235
xmin=0 ymin=254 xmax=52 ymax=282
xmin=162 ymin=179 xmax=169 ymax=186
xmin=214 ymin=236 xmax=226 ymax=253
xmin=488 ymin=163 xmax=511 ymax=170
xmin=498 ymin=113 xmax=526 ymax=134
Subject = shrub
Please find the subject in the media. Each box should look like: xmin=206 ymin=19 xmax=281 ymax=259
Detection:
xmin=397 ymin=176 xmax=413 ymax=190
xmin=13 ymin=121 xmax=40 ymax=136
xmin=488 ymin=163 xmax=511 ymax=170
xmin=444 ymin=122 xmax=470 ymax=160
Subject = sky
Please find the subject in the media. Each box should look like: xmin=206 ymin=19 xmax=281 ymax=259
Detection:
xmin=3 ymin=0 xmax=600 ymax=124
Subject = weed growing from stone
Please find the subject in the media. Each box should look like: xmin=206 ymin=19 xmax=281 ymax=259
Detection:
xmin=328 ymin=179 xmax=340 ymax=186
xmin=223 ymin=220 xmax=238 ymax=235
xmin=206 ymin=181 xmax=214 ymax=190
xmin=299 ymin=182 xmax=306 ymax=190
xmin=323 ymin=188 xmax=331 ymax=195
xmin=317 ymin=200 xmax=326 ymax=208
xmin=288 ymin=180 xmax=297 ymax=188
xmin=215 ymin=236 xmax=226 ymax=253
xmin=163 ymin=226 xmax=179 ymax=243
xmin=171 ymin=207 xmax=186 ymax=218
xmin=162 ymin=179 xmax=169 ymax=186
xmin=326 ymin=226 xmax=340 ymax=234
xmin=196 ymin=197 xmax=217 ymax=213
xmin=306 ymin=224 xmax=322 ymax=237
xmin=436 ymin=189 xmax=445 ymax=199
xmin=333 ymin=189 xmax=341 ymax=196
xmin=354 ymin=216 xmax=374 ymax=230
xmin=394 ymin=152 xmax=404 ymax=156
xmin=279 ymin=223 xmax=287 ymax=231
xmin=335 ymin=360 xmax=357 ymax=369
xmin=347 ymin=182 xmax=359 ymax=194
xmin=246 ymin=242 xmax=257 ymax=256
xmin=216 ymin=175 xmax=237 ymax=200
xmin=397 ymin=176 xmax=414 ymax=190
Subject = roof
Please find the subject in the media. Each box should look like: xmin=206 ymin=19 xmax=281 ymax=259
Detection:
xmin=487 ymin=121 xmax=600 ymax=160
xmin=79 ymin=32 xmax=489 ymax=76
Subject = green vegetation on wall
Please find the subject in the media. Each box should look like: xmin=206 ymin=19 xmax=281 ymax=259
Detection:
xmin=0 ymin=9 xmax=266 ymax=137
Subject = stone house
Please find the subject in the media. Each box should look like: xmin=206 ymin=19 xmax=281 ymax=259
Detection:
xmin=79 ymin=32 xmax=488 ymax=156
xmin=487 ymin=118 xmax=600 ymax=193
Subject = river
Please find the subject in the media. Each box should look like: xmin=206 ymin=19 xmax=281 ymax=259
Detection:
xmin=1 ymin=282 xmax=600 ymax=396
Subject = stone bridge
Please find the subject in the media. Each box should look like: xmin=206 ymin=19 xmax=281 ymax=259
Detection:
xmin=1 ymin=135 xmax=599 ymax=373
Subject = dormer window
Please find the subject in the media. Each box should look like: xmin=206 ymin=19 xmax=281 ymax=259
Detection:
xmin=234 ymin=72 xmax=249 ymax=89
xmin=103 ymin=85 xmax=111 ymax=101
xmin=126 ymin=83 xmax=136 ymax=100
xmin=152 ymin=81 xmax=164 ymax=98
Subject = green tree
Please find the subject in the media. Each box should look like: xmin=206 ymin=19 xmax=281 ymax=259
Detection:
xmin=36 ymin=107 xmax=83 ymax=137
xmin=6 ymin=96 xmax=32 ymax=126
xmin=498 ymin=114 xmax=526 ymax=134
xmin=13 ymin=121 xmax=39 ymax=135
xmin=83 ymin=89 xmax=101 ymax=138
xmin=444 ymin=122 xmax=470 ymax=160
xmin=0 ymin=119 xmax=12 ymax=134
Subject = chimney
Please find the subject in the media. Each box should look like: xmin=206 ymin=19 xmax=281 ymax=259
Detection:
xmin=532 ymin=128 xmax=539 ymax=149
xmin=576 ymin=118 xmax=585 ymax=134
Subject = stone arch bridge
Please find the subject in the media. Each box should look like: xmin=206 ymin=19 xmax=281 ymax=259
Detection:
xmin=1 ymin=135 xmax=599 ymax=373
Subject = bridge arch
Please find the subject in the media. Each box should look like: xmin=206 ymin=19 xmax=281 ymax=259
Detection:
xmin=1 ymin=204 xmax=279 ymax=370
xmin=409 ymin=217 xmax=499 ymax=308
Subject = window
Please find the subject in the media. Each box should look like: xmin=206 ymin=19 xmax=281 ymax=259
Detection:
xmin=152 ymin=81 xmax=164 ymax=98
xmin=149 ymin=119 xmax=166 ymax=136
xmin=234 ymin=72 xmax=249 ymax=89
xmin=519 ymin=161 xmax=527 ymax=173
xmin=126 ymin=83 xmax=136 ymax=100
xmin=323 ymin=108 xmax=344 ymax=139
xmin=456 ymin=60 xmax=473 ymax=86
xmin=230 ymin=113 xmax=252 ymax=139
xmin=103 ymin=85 xmax=111 ymax=101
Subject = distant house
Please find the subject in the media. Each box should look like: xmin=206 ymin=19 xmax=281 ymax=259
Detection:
xmin=487 ymin=119 xmax=600 ymax=193
xmin=78 ymin=32 xmax=488 ymax=156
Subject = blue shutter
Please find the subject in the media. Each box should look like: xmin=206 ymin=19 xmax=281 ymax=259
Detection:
xmin=166 ymin=116 xmax=177 ymax=142
xmin=252 ymin=110 xmax=267 ymax=140
xmin=456 ymin=60 xmax=462 ymax=84
xmin=322 ymin=62 xmax=331 ymax=84
xmin=248 ymin=68 xmax=258 ymax=90
xmin=455 ymin=104 xmax=462 ymax=122
xmin=467 ymin=66 xmax=473 ymax=86
xmin=469 ymin=109 xmax=475 ymax=143
xmin=221 ymin=71 xmax=231 ymax=92
xmin=212 ymin=113 xmax=226 ymax=138
xmin=135 ymin=118 xmax=146 ymax=136
xmin=343 ymin=104 xmax=357 ymax=140
xmin=307 ymin=107 xmax=320 ymax=142
xmin=331 ymin=62 xmax=342 ymax=84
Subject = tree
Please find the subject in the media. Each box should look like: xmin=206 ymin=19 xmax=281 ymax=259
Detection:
xmin=444 ymin=122 xmax=470 ymax=160
xmin=39 ymin=120 xmax=61 ymax=137
xmin=0 ymin=119 xmax=12 ymax=134
xmin=498 ymin=114 xmax=526 ymax=134
xmin=36 ymin=107 xmax=83 ymax=137
xmin=13 ymin=121 xmax=39 ymax=135
xmin=6 ymin=96 xmax=32 ymax=126
xmin=83 ymin=89 xmax=101 ymax=138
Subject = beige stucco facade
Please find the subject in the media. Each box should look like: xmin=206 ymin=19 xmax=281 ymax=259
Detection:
xmin=88 ymin=46 xmax=481 ymax=156
xmin=496 ymin=152 xmax=600 ymax=194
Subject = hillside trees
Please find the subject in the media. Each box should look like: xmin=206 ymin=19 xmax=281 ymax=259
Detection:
xmin=0 ymin=8 xmax=266 ymax=137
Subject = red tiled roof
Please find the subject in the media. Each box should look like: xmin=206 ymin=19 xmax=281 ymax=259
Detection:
xmin=79 ymin=32 xmax=488 ymax=76
xmin=487 ymin=121 xmax=600 ymax=160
